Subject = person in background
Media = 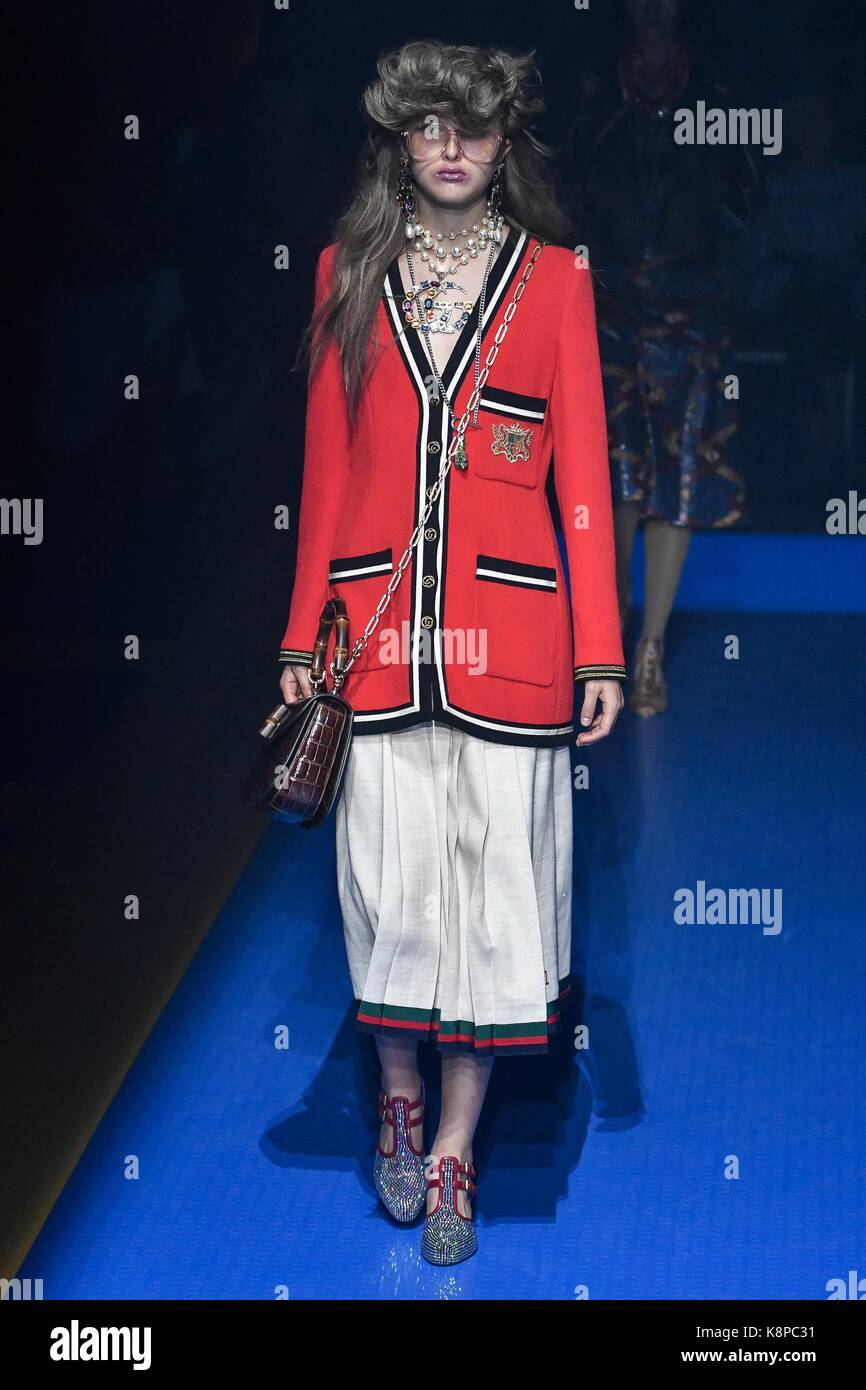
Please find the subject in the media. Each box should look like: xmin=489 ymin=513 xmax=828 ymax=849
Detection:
xmin=564 ymin=0 xmax=760 ymax=716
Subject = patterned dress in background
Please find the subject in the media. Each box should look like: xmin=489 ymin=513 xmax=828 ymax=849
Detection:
xmin=566 ymin=45 xmax=761 ymax=528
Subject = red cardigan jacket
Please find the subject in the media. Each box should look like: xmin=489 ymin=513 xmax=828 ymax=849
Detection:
xmin=278 ymin=229 xmax=626 ymax=748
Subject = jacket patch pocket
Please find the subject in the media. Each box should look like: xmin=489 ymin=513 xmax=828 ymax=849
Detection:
xmin=473 ymin=554 xmax=558 ymax=687
xmin=328 ymin=548 xmax=393 ymax=583
xmin=473 ymin=389 xmax=547 ymax=489
xmin=328 ymin=548 xmax=394 ymax=673
xmin=475 ymin=555 xmax=557 ymax=592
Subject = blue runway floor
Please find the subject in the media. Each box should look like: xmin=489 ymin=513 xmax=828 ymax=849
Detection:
xmin=22 ymin=611 xmax=866 ymax=1299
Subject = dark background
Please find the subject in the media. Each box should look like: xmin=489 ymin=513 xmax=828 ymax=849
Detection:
xmin=1 ymin=0 xmax=864 ymax=1272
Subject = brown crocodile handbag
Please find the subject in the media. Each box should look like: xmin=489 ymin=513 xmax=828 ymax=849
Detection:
xmin=245 ymin=241 xmax=545 ymax=828
xmin=244 ymin=599 xmax=355 ymax=828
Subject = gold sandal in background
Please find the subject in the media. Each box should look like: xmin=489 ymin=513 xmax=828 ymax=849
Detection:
xmin=628 ymin=638 xmax=668 ymax=718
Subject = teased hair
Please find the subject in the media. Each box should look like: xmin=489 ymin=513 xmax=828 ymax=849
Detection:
xmin=297 ymin=38 xmax=572 ymax=423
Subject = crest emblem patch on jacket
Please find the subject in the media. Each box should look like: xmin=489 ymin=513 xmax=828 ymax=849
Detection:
xmin=490 ymin=421 xmax=534 ymax=463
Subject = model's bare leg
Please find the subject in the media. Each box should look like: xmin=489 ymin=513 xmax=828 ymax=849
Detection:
xmin=630 ymin=518 xmax=691 ymax=717
xmin=427 ymin=1054 xmax=493 ymax=1216
xmin=613 ymin=499 xmax=643 ymax=638
xmin=640 ymin=518 xmax=691 ymax=643
xmin=376 ymin=1035 xmax=422 ymax=1151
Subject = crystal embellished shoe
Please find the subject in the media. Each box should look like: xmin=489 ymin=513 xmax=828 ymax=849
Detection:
xmin=420 ymin=1155 xmax=478 ymax=1266
xmin=628 ymin=638 xmax=668 ymax=718
xmin=372 ymin=1083 xmax=426 ymax=1223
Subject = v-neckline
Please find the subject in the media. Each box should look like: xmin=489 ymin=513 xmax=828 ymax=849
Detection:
xmin=384 ymin=225 xmax=527 ymax=396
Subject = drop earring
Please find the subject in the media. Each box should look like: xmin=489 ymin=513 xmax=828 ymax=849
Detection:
xmin=397 ymin=155 xmax=417 ymax=226
xmin=488 ymin=162 xmax=505 ymax=219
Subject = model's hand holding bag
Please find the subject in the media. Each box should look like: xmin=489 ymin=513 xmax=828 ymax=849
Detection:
xmin=243 ymin=599 xmax=355 ymax=828
xmin=243 ymin=241 xmax=545 ymax=828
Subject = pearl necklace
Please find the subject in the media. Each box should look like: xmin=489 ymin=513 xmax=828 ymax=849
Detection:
xmin=405 ymin=236 xmax=500 ymax=469
xmin=404 ymin=206 xmax=504 ymax=269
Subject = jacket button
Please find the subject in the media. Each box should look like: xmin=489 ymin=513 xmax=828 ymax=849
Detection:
xmin=422 ymin=575 xmax=435 ymax=588
xmin=421 ymin=616 xmax=434 ymax=629
xmin=427 ymin=440 xmax=441 ymax=453
xmin=425 ymin=528 xmax=437 ymax=540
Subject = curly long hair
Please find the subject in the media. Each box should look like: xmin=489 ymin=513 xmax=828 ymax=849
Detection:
xmin=300 ymin=39 xmax=573 ymax=423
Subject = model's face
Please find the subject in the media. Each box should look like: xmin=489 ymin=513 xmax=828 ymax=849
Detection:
xmin=404 ymin=115 xmax=510 ymax=213
xmin=626 ymin=0 xmax=680 ymax=36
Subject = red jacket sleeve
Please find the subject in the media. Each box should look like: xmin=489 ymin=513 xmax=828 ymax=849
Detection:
xmin=278 ymin=246 xmax=351 ymax=666
xmin=549 ymin=259 xmax=627 ymax=682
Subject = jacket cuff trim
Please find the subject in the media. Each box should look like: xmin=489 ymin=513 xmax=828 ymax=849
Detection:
xmin=574 ymin=664 xmax=627 ymax=682
xmin=279 ymin=649 xmax=314 ymax=666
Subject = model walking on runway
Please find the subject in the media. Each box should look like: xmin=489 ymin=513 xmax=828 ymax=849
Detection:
xmin=278 ymin=39 xmax=625 ymax=1264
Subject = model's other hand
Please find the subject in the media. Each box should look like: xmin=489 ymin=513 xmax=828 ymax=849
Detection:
xmin=280 ymin=664 xmax=312 ymax=705
xmin=575 ymin=679 xmax=623 ymax=746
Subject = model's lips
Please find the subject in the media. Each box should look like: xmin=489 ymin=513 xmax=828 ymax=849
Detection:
xmin=435 ymin=169 xmax=468 ymax=181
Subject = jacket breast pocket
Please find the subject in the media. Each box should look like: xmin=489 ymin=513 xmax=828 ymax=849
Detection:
xmin=473 ymin=554 xmax=559 ymax=687
xmin=328 ymin=548 xmax=393 ymax=671
xmin=472 ymin=388 xmax=547 ymax=489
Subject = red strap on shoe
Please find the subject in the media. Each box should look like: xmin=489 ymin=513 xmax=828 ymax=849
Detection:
xmin=427 ymin=1156 xmax=478 ymax=1194
xmin=379 ymin=1107 xmax=423 ymax=1128
xmin=378 ymin=1090 xmax=424 ymax=1108
xmin=378 ymin=1091 xmax=424 ymax=1125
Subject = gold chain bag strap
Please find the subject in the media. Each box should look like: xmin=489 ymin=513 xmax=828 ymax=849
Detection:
xmin=244 ymin=239 xmax=545 ymax=828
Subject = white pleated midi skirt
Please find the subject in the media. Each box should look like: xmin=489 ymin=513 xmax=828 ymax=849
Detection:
xmin=335 ymin=720 xmax=573 ymax=1056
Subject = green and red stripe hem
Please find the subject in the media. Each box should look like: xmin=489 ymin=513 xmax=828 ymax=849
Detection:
xmin=354 ymin=978 xmax=571 ymax=1056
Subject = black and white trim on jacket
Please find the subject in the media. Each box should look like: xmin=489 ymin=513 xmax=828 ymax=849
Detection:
xmin=276 ymin=231 xmax=617 ymax=744
xmin=475 ymin=554 xmax=557 ymax=591
xmin=328 ymin=548 xmax=393 ymax=583
xmin=476 ymin=385 xmax=548 ymax=422
xmin=366 ymin=229 xmax=581 ymax=746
